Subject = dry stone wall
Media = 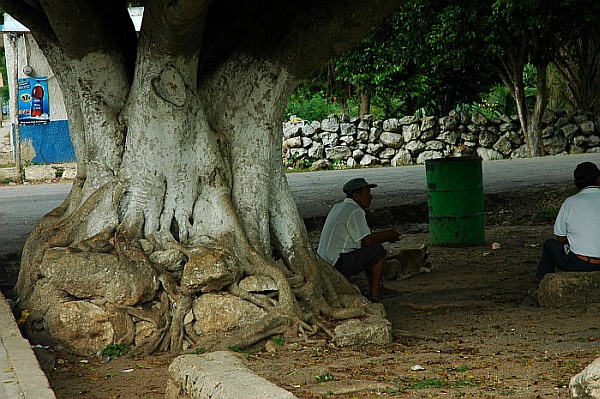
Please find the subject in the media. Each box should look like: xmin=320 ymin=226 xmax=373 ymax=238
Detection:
xmin=282 ymin=110 xmax=600 ymax=169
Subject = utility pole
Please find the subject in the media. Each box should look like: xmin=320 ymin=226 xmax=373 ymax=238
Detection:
xmin=8 ymin=32 xmax=24 ymax=183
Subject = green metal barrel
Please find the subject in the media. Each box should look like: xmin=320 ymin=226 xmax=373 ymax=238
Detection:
xmin=425 ymin=156 xmax=485 ymax=246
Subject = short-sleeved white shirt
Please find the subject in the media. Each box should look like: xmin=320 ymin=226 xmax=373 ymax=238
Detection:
xmin=317 ymin=198 xmax=371 ymax=265
xmin=554 ymin=186 xmax=600 ymax=258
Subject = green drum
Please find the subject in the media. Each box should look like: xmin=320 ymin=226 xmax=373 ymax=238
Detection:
xmin=425 ymin=156 xmax=485 ymax=246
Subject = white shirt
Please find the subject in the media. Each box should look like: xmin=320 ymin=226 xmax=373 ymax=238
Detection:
xmin=554 ymin=186 xmax=600 ymax=258
xmin=317 ymin=198 xmax=371 ymax=265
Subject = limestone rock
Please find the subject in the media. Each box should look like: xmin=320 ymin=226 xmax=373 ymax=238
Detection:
xmin=382 ymin=118 xmax=400 ymax=132
xmin=570 ymin=357 xmax=600 ymax=398
xmin=45 ymin=300 xmax=114 ymax=355
xmin=319 ymin=132 xmax=338 ymax=147
xmin=538 ymin=272 xmax=600 ymax=308
xmin=307 ymin=141 xmax=324 ymax=159
xmin=309 ymin=159 xmax=329 ymax=171
xmin=402 ymin=123 xmax=421 ymax=142
xmin=360 ymin=154 xmax=380 ymax=166
xmin=325 ymin=145 xmax=351 ymax=160
xmin=476 ymin=147 xmax=504 ymax=161
xmin=379 ymin=132 xmax=404 ymax=148
xmin=334 ymin=316 xmax=392 ymax=346
xmin=321 ymin=116 xmax=340 ymax=132
xmin=391 ymin=150 xmax=412 ymax=166
xmin=40 ymin=248 xmax=159 ymax=306
xmin=181 ymin=248 xmax=239 ymax=295
xmin=150 ymin=249 xmax=186 ymax=271
xmin=192 ymin=294 xmax=267 ymax=336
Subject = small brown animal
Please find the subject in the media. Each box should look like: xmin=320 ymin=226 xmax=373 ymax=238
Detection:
xmin=383 ymin=245 xmax=432 ymax=280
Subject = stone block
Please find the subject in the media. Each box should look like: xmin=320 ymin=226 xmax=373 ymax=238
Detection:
xmin=538 ymin=271 xmax=600 ymax=308
xmin=334 ymin=316 xmax=392 ymax=346
xmin=166 ymin=352 xmax=297 ymax=399
xmin=570 ymin=357 xmax=600 ymax=398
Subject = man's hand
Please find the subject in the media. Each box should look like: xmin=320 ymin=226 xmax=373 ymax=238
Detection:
xmin=362 ymin=229 xmax=400 ymax=246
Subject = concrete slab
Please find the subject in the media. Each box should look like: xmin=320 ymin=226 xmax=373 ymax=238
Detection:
xmin=166 ymin=352 xmax=297 ymax=399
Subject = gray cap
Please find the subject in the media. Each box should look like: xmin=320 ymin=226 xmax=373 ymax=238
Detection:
xmin=343 ymin=178 xmax=377 ymax=195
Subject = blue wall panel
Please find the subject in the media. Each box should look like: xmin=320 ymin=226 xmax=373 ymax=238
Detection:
xmin=17 ymin=120 xmax=75 ymax=163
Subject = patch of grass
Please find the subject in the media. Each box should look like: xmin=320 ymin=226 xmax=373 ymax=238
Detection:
xmin=535 ymin=207 xmax=559 ymax=220
xmin=192 ymin=347 xmax=207 ymax=355
xmin=271 ymin=336 xmax=285 ymax=347
xmin=101 ymin=344 xmax=130 ymax=358
xmin=228 ymin=345 xmax=255 ymax=356
xmin=52 ymin=166 xmax=65 ymax=178
xmin=315 ymin=372 xmax=335 ymax=383
xmin=0 ymin=177 xmax=17 ymax=185
xmin=329 ymin=159 xmax=347 ymax=170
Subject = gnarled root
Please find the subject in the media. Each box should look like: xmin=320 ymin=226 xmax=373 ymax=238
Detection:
xmin=213 ymin=308 xmax=314 ymax=351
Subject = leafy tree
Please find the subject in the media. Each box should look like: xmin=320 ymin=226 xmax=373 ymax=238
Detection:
xmin=3 ymin=0 xmax=404 ymax=355
xmin=334 ymin=0 xmax=500 ymax=118
xmin=552 ymin=2 xmax=600 ymax=114
xmin=486 ymin=0 xmax=600 ymax=157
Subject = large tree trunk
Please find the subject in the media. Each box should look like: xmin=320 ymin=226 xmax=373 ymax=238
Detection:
xmin=5 ymin=0 xmax=402 ymax=355
xmin=497 ymin=32 xmax=548 ymax=157
xmin=359 ymin=90 xmax=372 ymax=117
xmin=554 ymin=25 xmax=600 ymax=114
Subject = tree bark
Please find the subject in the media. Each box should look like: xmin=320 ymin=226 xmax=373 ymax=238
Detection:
xmin=359 ymin=90 xmax=372 ymax=117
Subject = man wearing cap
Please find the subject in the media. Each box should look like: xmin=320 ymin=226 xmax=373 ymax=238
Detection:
xmin=536 ymin=161 xmax=600 ymax=281
xmin=317 ymin=177 xmax=400 ymax=302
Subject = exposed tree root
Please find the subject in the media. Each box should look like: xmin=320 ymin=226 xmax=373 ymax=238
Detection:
xmin=213 ymin=309 xmax=309 ymax=351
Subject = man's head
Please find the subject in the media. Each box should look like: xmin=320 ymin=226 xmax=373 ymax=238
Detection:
xmin=574 ymin=162 xmax=600 ymax=189
xmin=343 ymin=178 xmax=377 ymax=209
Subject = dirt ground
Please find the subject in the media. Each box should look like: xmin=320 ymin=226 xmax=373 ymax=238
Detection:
xmin=47 ymin=182 xmax=600 ymax=399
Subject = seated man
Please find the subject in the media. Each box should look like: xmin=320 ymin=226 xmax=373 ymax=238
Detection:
xmin=317 ymin=177 xmax=400 ymax=302
xmin=536 ymin=161 xmax=600 ymax=282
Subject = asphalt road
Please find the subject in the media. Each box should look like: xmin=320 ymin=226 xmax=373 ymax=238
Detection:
xmin=1 ymin=153 xmax=598 ymax=255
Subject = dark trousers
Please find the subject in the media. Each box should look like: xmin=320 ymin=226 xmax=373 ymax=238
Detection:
xmin=536 ymin=239 xmax=600 ymax=281
xmin=334 ymin=244 xmax=387 ymax=277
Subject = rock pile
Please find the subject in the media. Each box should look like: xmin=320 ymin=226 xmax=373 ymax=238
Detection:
xmin=282 ymin=110 xmax=600 ymax=169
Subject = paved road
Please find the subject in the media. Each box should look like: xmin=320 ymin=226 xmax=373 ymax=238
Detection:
xmin=1 ymin=153 xmax=598 ymax=254
xmin=289 ymin=153 xmax=599 ymax=218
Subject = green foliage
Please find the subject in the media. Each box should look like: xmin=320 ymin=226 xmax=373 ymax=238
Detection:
xmin=284 ymin=91 xmax=338 ymax=122
xmin=0 ymin=177 xmax=17 ymax=185
xmin=101 ymin=344 xmax=130 ymax=358
xmin=286 ymin=0 xmax=598 ymax=122
xmin=535 ymin=208 xmax=559 ymax=220
xmin=192 ymin=347 xmax=207 ymax=355
xmin=314 ymin=372 xmax=335 ymax=383
xmin=271 ymin=336 xmax=285 ymax=347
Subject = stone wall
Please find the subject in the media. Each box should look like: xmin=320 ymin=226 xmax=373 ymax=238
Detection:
xmin=282 ymin=110 xmax=600 ymax=169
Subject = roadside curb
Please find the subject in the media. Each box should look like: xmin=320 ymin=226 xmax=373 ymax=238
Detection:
xmin=0 ymin=291 xmax=56 ymax=399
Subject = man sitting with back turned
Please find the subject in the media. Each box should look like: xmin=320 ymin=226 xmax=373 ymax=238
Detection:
xmin=317 ymin=177 xmax=400 ymax=302
xmin=535 ymin=161 xmax=600 ymax=282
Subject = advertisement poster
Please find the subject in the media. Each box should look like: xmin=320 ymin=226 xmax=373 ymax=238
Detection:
xmin=18 ymin=76 xmax=50 ymax=124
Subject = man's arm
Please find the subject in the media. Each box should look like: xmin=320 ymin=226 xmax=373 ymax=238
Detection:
xmin=555 ymin=235 xmax=568 ymax=244
xmin=362 ymin=229 xmax=400 ymax=246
